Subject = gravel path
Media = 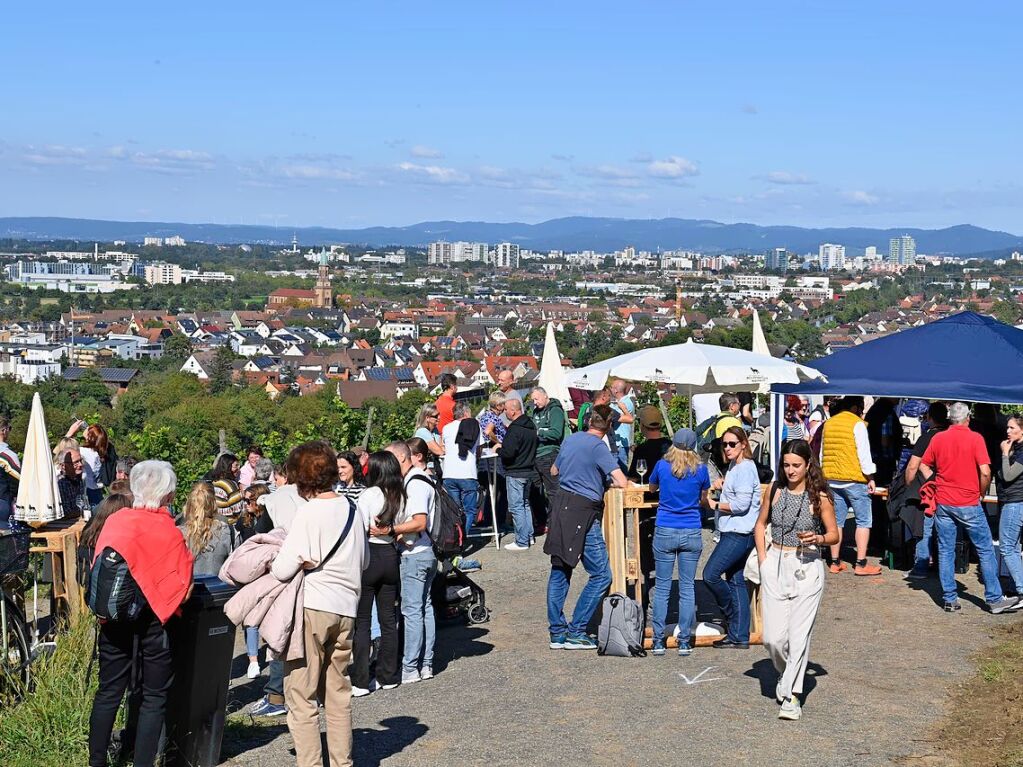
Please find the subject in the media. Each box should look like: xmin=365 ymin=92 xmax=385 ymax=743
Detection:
xmin=219 ymin=532 xmax=1016 ymax=767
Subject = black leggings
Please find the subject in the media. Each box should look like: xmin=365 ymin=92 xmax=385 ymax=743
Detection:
xmin=88 ymin=611 xmax=173 ymax=767
xmin=352 ymin=542 xmax=401 ymax=688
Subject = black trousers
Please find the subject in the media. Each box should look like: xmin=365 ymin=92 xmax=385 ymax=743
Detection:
xmin=533 ymin=451 xmax=560 ymax=530
xmin=352 ymin=542 xmax=401 ymax=688
xmin=88 ymin=611 xmax=173 ymax=767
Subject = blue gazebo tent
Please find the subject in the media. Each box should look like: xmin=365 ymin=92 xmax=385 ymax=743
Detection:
xmin=773 ymin=312 xmax=1023 ymax=405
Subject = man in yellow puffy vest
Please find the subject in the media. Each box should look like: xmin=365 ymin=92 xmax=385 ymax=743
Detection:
xmin=819 ymin=396 xmax=882 ymax=576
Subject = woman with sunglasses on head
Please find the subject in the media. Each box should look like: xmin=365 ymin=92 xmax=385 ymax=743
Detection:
xmin=754 ymin=439 xmax=838 ymax=720
xmin=703 ymin=426 xmax=761 ymax=649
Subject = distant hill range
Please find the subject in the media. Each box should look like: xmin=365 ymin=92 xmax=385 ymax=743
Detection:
xmin=2 ymin=216 xmax=1021 ymax=256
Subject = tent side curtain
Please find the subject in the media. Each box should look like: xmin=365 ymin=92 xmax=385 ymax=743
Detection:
xmin=771 ymin=311 xmax=1023 ymax=405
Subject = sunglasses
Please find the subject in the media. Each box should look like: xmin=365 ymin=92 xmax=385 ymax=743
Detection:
xmin=721 ymin=441 xmax=741 ymax=448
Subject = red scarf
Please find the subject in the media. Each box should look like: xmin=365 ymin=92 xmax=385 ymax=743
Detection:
xmin=94 ymin=506 xmax=194 ymax=624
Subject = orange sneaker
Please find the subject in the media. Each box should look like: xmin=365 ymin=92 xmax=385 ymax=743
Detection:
xmin=854 ymin=561 xmax=882 ymax=576
xmin=828 ymin=562 xmax=847 ymax=574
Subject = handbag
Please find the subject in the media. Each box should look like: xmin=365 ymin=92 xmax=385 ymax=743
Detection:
xmin=743 ymin=523 xmax=771 ymax=585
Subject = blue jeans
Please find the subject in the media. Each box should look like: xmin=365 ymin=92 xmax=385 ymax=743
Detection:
xmin=616 ymin=438 xmax=630 ymax=472
xmin=506 ymin=476 xmax=533 ymax=546
xmin=913 ymin=513 xmax=936 ymax=570
xmin=651 ymin=527 xmax=703 ymax=646
xmin=400 ymin=549 xmax=438 ymax=675
xmin=703 ymin=531 xmax=754 ymax=642
xmin=444 ymin=478 xmax=479 ymax=537
xmin=935 ymin=504 xmax=1004 ymax=605
xmin=0 ymin=499 xmax=12 ymax=529
xmin=245 ymin=626 xmax=259 ymax=658
xmin=264 ymin=660 xmax=284 ymax=702
xmin=830 ymin=482 xmax=873 ymax=530
xmin=547 ymin=521 xmax=612 ymax=638
xmin=999 ymin=501 xmax=1023 ymax=593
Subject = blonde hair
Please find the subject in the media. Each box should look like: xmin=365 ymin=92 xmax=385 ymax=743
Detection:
xmin=183 ymin=481 xmax=219 ymax=555
xmin=665 ymin=445 xmax=701 ymax=478
xmin=53 ymin=437 xmax=79 ymax=465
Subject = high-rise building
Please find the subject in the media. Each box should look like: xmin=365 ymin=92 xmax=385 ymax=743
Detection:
xmin=494 ymin=242 xmax=520 ymax=269
xmin=889 ymin=235 xmax=916 ymax=265
xmin=428 ymin=241 xmax=488 ymax=265
xmin=144 ymin=262 xmax=183 ymax=285
xmin=766 ymin=247 xmax=788 ymax=272
xmin=864 ymin=245 xmax=878 ymax=260
xmin=819 ymin=243 xmax=846 ymax=271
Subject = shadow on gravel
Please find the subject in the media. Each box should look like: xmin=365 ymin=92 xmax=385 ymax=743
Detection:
xmin=905 ymin=573 xmax=992 ymax=611
xmin=353 ymin=716 xmax=429 ymax=767
xmin=431 ymin=625 xmax=493 ymax=674
xmin=745 ymin=659 xmax=827 ymax=702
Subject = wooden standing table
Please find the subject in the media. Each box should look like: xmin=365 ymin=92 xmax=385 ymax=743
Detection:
xmin=603 ymin=485 xmax=763 ymax=648
xmin=29 ymin=519 xmax=86 ymax=620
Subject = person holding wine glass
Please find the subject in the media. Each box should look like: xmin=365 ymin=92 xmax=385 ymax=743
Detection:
xmin=753 ymin=439 xmax=839 ymax=721
xmin=647 ymin=428 xmax=711 ymax=656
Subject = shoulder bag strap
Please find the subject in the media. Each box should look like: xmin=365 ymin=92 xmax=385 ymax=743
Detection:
xmin=313 ymin=498 xmax=357 ymax=571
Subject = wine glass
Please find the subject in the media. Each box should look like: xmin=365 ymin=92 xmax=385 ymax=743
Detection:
xmin=636 ymin=458 xmax=648 ymax=486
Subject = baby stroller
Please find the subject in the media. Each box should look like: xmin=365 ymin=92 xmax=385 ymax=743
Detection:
xmin=432 ymin=561 xmax=490 ymax=625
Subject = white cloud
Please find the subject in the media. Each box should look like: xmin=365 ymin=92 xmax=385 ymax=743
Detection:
xmin=277 ymin=164 xmax=360 ymax=181
xmin=409 ymin=144 xmax=444 ymax=159
xmin=22 ymin=144 xmax=89 ymax=166
xmin=647 ymin=156 xmax=699 ymax=179
xmin=396 ymin=162 xmax=468 ymax=184
xmin=755 ymin=171 xmax=815 ymax=185
xmin=843 ymin=190 xmax=880 ymax=206
xmin=125 ymin=148 xmax=216 ymax=174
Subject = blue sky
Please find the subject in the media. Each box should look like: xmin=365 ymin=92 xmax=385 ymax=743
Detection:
xmin=3 ymin=2 xmax=1021 ymax=231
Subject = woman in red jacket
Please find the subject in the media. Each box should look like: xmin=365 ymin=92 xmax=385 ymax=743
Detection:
xmin=88 ymin=460 xmax=193 ymax=767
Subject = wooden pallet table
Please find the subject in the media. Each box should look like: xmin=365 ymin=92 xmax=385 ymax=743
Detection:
xmin=30 ymin=519 xmax=86 ymax=620
xmin=604 ymin=485 xmax=764 ymax=647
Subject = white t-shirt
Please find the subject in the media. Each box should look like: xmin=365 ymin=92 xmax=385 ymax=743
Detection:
xmin=262 ymin=484 xmax=305 ymax=532
xmin=357 ymin=486 xmax=400 ymax=545
xmin=79 ymin=446 xmax=103 ymax=490
xmin=402 ymin=467 xmax=436 ymax=556
xmin=441 ymin=420 xmax=479 ymax=480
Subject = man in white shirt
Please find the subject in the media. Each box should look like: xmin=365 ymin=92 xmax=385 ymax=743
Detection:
xmin=386 ymin=441 xmax=439 ymax=684
xmin=441 ymin=402 xmax=481 ymax=536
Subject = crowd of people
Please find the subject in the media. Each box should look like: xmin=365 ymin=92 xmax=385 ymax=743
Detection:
xmin=0 ymin=375 xmax=1020 ymax=763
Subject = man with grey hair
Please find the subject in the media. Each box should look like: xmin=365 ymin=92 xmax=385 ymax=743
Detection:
xmin=921 ymin=402 xmax=1019 ymax=613
xmin=530 ymin=386 xmax=566 ymax=534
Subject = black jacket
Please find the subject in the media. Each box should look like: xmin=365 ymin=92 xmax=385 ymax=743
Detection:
xmin=1000 ymin=441 xmax=1023 ymax=504
xmin=543 ymin=488 xmax=602 ymax=569
xmin=500 ymin=415 xmax=538 ymax=478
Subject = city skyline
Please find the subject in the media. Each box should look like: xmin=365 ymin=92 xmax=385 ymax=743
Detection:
xmin=3 ymin=3 xmax=1022 ymax=231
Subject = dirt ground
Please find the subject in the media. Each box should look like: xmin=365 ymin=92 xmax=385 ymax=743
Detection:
xmin=218 ymin=532 xmax=1021 ymax=767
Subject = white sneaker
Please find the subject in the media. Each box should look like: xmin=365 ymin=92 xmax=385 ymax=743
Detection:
xmin=775 ymin=681 xmax=784 ymax=704
xmin=352 ymin=680 xmax=377 ymax=697
xmin=420 ymin=666 xmax=433 ymax=680
xmin=246 ymin=660 xmax=261 ymax=679
xmin=778 ymin=697 xmax=802 ymax=720
xmin=380 ymin=682 xmax=399 ymax=690
xmin=504 ymin=541 xmax=530 ymax=551
xmin=402 ymin=670 xmax=421 ymax=684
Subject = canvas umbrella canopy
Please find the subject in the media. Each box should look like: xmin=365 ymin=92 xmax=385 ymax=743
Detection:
xmin=537 ymin=322 xmax=572 ymax=406
xmin=564 ymin=338 xmax=825 ymax=393
xmin=15 ymin=393 xmax=62 ymax=524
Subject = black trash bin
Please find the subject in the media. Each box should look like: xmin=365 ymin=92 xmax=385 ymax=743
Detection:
xmin=165 ymin=575 xmax=239 ymax=767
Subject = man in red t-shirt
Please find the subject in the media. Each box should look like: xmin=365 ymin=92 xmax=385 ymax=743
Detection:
xmin=921 ymin=402 xmax=1018 ymax=613
xmin=434 ymin=373 xmax=458 ymax=433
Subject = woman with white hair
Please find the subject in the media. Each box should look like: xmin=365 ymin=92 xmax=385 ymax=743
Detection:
xmin=88 ymin=460 xmax=195 ymax=767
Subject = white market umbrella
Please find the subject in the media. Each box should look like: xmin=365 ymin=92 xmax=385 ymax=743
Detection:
xmin=751 ymin=310 xmax=771 ymax=356
xmin=14 ymin=393 xmax=61 ymax=524
xmin=538 ymin=322 xmax=572 ymax=406
xmin=564 ymin=339 xmax=825 ymax=393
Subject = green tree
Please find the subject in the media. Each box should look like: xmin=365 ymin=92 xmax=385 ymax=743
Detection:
xmin=164 ymin=333 xmax=193 ymax=363
xmin=208 ymin=346 xmax=236 ymax=394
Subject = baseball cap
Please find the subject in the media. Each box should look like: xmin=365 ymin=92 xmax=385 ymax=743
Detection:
xmin=639 ymin=404 xmax=663 ymax=429
xmin=672 ymin=428 xmax=698 ymax=451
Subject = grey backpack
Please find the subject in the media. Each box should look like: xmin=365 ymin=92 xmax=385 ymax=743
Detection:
xmin=597 ymin=592 xmax=647 ymax=657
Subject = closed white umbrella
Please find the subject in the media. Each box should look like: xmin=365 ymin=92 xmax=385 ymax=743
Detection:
xmin=538 ymin=322 xmax=572 ymax=406
xmin=564 ymin=339 xmax=824 ymax=392
xmin=14 ymin=393 xmax=61 ymax=525
xmin=751 ymin=310 xmax=771 ymax=356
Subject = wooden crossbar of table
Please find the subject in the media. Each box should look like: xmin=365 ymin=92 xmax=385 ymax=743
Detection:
xmin=29 ymin=520 xmax=86 ymax=620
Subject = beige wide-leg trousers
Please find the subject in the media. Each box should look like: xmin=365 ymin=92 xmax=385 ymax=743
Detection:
xmin=284 ymin=608 xmax=357 ymax=767
xmin=760 ymin=547 xmax=825 ymax=701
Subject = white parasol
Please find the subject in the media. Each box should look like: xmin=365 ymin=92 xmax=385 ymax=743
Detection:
xmin=564 ymin=339 xmax=824 ymax=393
xmin=537 ymin=322 xmax=572 ymax=406
xmin=14 ymin=393 xmax=62 ymax=524
xmin=751 ymin=309 xmax=771 ymax=356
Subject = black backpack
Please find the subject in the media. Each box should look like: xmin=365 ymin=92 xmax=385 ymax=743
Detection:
xmin=86 ymin=546 xmax=147 ymax=622
xmin=408 ymin=474 xmax=465 ymax=560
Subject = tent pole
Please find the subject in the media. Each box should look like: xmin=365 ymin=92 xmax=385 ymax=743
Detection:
xmin=770 ymin=391 xmax=784 ymax=469
xmin=688 ymin=385 xmax=693 ymax=428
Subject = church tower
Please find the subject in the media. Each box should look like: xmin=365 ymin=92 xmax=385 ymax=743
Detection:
xmin=314 ymin=250 xmax=333 ymax=308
